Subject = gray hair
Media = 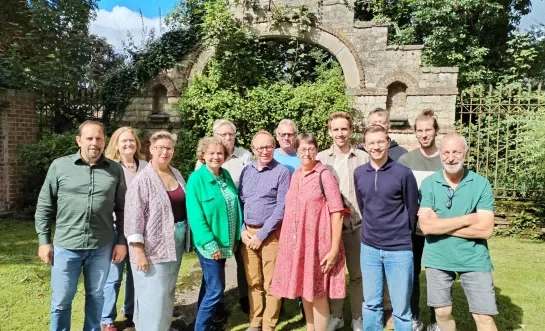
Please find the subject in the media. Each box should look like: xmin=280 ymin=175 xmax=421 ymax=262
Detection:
xmin=440 ymin=132 xmax=469 ymax=152
xmin=275 ymin=119 xmax=298 ymax=135
xmin=213 ymin=119 xmax=237 ymax=134
xmin=368 ymin=107 xmax=390 ymax=121
xmin=149 ymin=130 xmax=177 ymax=145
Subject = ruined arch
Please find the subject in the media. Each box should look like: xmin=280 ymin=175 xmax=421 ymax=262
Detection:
xmin=376 ymin=71 xmax=419 ymax=90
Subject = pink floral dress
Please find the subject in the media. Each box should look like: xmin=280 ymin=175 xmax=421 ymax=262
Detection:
xmin=270 ymin=162 xmax=346 ymax=301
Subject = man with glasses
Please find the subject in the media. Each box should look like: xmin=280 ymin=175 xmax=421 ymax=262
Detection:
xmin=418 ymin=133 xmax=498 ymax=331
xmin=239 ymin=131 xmax=291 ymax=331
xmin=196 ymin=119 xmax=253 ymax=317
xmin=317 ymin=112 xmax=368 ymax=331
xmin=354 ymin=125 xmax=419 ymax=331
xmin=274 ymin=119 xmax=300 ymax=174
xmin=397 ymin=110 xmax=442 ymax=331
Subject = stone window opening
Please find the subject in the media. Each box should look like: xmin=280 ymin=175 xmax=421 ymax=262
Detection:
xmin=152 ymin=84 xmax=168 ymax=114
xmin=386 ymin=82 xmax=408 ymax=117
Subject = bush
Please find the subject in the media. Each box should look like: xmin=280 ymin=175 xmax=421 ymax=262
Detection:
xmin=16 ymin=132 xmax=79 ymax=213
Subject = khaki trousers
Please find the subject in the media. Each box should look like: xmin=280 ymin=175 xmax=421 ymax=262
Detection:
xmin=241 ymin=227 xmax=282 ymax=331
xmin=330 ymin=227 xmax=363 ymax=319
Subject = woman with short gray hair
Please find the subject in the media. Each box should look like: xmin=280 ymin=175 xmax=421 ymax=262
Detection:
xmin=125 ymin=130 xmax=188 ymax=331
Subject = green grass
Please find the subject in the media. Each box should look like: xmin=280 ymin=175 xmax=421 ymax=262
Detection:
xmin=1 ymin=219 xmax=544 ymax=330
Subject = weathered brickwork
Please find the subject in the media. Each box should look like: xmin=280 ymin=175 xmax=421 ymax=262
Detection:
xmin=0 ymin=89 xmax=38 ymax=211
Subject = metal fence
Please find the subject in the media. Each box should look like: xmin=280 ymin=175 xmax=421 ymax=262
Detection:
xmin=456 ymin=84 xmax=544 ymax=199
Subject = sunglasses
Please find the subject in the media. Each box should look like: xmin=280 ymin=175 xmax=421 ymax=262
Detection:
xmin=445 ymin=187 xmax=454 ymax=209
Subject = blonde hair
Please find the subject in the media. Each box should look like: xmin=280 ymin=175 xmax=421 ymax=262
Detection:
xmin=149 ymin=131 xmax=177 ymax=145
xmin=328 ymin=111 xmax=353 ymax=130
xmin=105 ymin=127 xmax=143 ymax=162
xmin=196 ymin=137 xmax=229 ymax=163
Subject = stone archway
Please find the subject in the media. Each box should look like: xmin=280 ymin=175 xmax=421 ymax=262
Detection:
xmin=188 ymin=22 xmax=365 ymax=90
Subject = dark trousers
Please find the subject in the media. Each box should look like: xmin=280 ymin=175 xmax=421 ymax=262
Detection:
xmin=412 ymin=234 xmax=436 ymax=323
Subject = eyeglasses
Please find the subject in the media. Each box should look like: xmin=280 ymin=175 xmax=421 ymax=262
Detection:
xmin=278 ymin=133 xmax=295 ymax=138
xmin=254 ymin=146 xmax=274 ymax=153
xmin=445 ymin=187 xmax=454 ymax=208
xmin=365 ymin=140 xmax=388 ymax=148
xmin=298 ymin=147 xmax=317 ymax=155
xmin=216 ymin=133 xmax=236 ymax=139
xmin=155 ymin=145 xmax=174 ymax=153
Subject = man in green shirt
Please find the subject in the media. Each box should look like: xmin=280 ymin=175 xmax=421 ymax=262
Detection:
xmin=35 ymin=120 xmax=127 ymax=331
xmin=419 ymin=133 xmax=498 ymax=331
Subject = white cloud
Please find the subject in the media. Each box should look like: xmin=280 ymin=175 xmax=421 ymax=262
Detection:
xmin=90 ymin=6 xmax=164 ymax=52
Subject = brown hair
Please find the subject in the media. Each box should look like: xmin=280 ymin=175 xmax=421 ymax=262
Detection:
xmin=363 ymin=125 xmax=390 ymax=143
xmin=77 ymin=120 xmax=105 ymax=137
xmin=294 ymin=133 xmax=318 ymax=149
xmin=196 ymin=137 xmax=230 ymax=163
xmin=367 ymin=107 xmax=389 ymax=121
xmin=414 ymin=109 xmax=439 ymax=131
xmin=105 ymin=127 xmax=144 ymax=162
xmin=328 ymin=111 xmax=353 ymax=130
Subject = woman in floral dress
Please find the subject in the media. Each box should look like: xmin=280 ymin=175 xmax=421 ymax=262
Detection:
xmin=271 ymin=133 xmax=346 ymax=331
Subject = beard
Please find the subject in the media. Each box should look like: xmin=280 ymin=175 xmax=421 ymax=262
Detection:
xmin=443 ymin=161 xmax=464 ymax=174
xmin=86 ymin=148 xmax=102 ymax=159
xmin=419 ymin=138 xmax=435 ymax=148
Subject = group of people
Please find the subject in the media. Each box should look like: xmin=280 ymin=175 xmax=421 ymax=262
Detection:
xmin=35 ymin=107 xmax=499 ymax=331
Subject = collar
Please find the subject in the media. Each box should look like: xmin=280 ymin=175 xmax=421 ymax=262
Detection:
xmin=364 ymin=157 xmax=393 ymax=172
xmin=326 ymin=144 xmax=358 ymax=157
xmin=72 ymin=151 xmax=110 ymax=165
xmin=197 ymin=164 xmax=226 ymax=183
xmin=251 ymin=158 xmax=278 ymax=171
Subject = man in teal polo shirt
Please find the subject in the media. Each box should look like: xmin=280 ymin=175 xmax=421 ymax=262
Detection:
xmin=418 ymin=133 xmax=498 ymax=331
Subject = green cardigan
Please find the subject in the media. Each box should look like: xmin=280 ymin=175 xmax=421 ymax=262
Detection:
xmin=186 ymin=165 xmax=242 ymax=250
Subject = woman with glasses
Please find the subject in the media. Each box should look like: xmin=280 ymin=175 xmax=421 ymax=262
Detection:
xmin=124 ymin=131 xmax=189 ymax=331
xmin=186 ymin=137 xmax=243 ymax=331
xmin=101 ymin=127 xmax=148 ymax=330
xmin=271 ymin=133 xmax=346 ymax=331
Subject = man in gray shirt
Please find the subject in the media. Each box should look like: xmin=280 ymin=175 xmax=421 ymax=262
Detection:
xmin=398 ymin=109 xmax=442 ymax=331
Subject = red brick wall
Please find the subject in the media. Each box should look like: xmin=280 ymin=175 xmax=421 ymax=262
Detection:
xmin=0 ymin=89 xmax=38 ymax=211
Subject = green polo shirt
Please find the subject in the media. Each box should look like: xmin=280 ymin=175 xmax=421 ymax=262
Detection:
xmin=420 ymin=169 xmax=494 ymax=272
xmin=35 ymin=152 xmax=126 ymax=250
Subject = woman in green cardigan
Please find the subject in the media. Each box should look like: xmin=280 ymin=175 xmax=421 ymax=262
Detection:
xmin=186 ymin=136 xmax=243 ymax=331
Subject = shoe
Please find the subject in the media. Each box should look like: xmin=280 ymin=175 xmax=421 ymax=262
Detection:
xmin=246 ymin=327 xmax=261 ymax=331
xmin=327 ymin=316 xmax=344 ymax=331
xmin=212 ymin=302 xmax=227 ymax=323
xmin=412 ymin=319 xmax=424 ymax=331
xmin=124 ymin=314 xmax=135 ymax=327
xmin=351 ymin=317 xmax=363 ymax=331
xmin=101 ymin=324 xmax=118 ymax=331
xmin=384 ymin=310 xmax=394 ymax=330
xmin=298 ymin=297 xmax=306 ymax=319
xmin=427 ymin=323 xmax=441 ymax=331
xmin=239 ymin=296 xmax=250 ymax=315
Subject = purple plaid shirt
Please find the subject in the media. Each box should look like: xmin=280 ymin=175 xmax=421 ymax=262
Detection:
xmin=239 ymin=159 xmax=291 ymax=241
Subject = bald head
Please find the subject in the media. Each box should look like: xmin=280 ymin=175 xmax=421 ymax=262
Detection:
xmin=440 ymin=133 xmax=468 ymax=152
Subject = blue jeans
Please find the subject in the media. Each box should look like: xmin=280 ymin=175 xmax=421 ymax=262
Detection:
xmin=101 ymin=238 xmax=134 ymax=324
xmin=131 ymin=221 xmax=187 ymax=331
xmin=360 ymin=244 xmax=413 ymax=331
xmin=195 ymin=250 xmax=226 ymax=331
xmin=50 ymin=243 xmax=113 ymax=331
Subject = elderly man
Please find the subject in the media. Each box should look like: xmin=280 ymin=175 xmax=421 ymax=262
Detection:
xmin=35 ymin=120 xmax=127 ymax=331
xmin=317 ymin=111 xmax=368 ymax=331
xmin=274 ymin=119 xmax=300 ymax=174
xmin=366 ymin=107 xmax=408 ymax=161
xmin=239 ymin=131 xmax=291 ymax=331
xmin=196 ymin=119 xmax=253 ymax=317
xmin=398 ymin=109 xmax=442 ymax=331
xmin=419 ymin=133 xmax=498 ymax=331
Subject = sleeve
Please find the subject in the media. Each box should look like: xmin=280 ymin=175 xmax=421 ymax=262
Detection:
xmin=124 ymin=178 xmax=148 ymax=244
xmin=186 ymin=174 xmax=217 ymax=248
xmin=419 ymin=177 xmax=434 ymax=209
xmin=321 ymin=169 xmax=344 ymax=213
xmin=256 ymin=168 xmax=292 ymax=241
xmin=476 ymin=179 xmax=494 ymax=212
xmin=195 ymin=160 xmax=203 ymax=170
xmin=35 ymin=161 xmax=59 ymax=246
xmin=114 ymin=165 xmax=127 ymax=245
xmin=402 ymin=170 xmax=419 ymax=233
xmin=354 ymin=169 xmax=364 ymax=218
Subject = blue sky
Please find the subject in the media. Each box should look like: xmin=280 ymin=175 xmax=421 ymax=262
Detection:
xmin=92 ymin=0 xmax=545 ymax=51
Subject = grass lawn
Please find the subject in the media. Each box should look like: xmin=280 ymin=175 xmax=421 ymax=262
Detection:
xmin=1 ymin=218 xmax=544 ymax=330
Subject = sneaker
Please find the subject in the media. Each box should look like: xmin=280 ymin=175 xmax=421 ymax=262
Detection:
xmin=412 ymin=319 xmax=424 ymax=331
xmin=245 ymin=327 xmax=262 ymax=331
xmin=124 ymin=314 xmax=135 ymax=327
xmin=239 ymin=296 xmax=250 ymax=315
xmin=101 ymin=324 xmax=118 ymax=331
xmin=327 ymin=316 xmax=344 ymax=331
xmin=212 ymin=302 xmax=227 ymax=323
xmin=351 ymin=317 xmax=363 ymax=331
xmin=427 ymin=323 xmax=441 ymax=331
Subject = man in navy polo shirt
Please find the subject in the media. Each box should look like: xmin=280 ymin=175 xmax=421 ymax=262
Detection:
xmin=354 ymin=125 xmax=419 ymax=331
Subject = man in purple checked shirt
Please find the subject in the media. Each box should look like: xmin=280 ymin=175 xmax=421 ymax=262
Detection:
xmin=239 ymin=130 xmax=292 ymax=331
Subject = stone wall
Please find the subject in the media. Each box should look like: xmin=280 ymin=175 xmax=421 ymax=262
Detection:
xmin=0 ymin=89 xmax=38 ymax=211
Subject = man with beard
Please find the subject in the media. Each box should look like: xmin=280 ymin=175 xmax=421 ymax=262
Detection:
xmin=196 ymin=119 xmax=253 ymax=318
xmin=274 ymin=119 xmax=300 ymax=174
xmin=317 ymin=112 xmax=368 ymax=331
xmin=397 ymin=110 xmax=442 ymax=331
xmin=419 ymin=133 xmax=498 ymax=331
xmin=35 ymin=120 xmax=127 ymax=331
xmin=354 ymin=125 xmax=418 ymax=331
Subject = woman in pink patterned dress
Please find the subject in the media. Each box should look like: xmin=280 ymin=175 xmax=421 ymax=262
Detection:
xmin=271 ymin=133 xmax=346 ymax=331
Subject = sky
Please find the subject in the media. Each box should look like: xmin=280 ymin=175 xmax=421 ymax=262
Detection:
xmin=91 ymin=0 xmax=545 ymax=52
